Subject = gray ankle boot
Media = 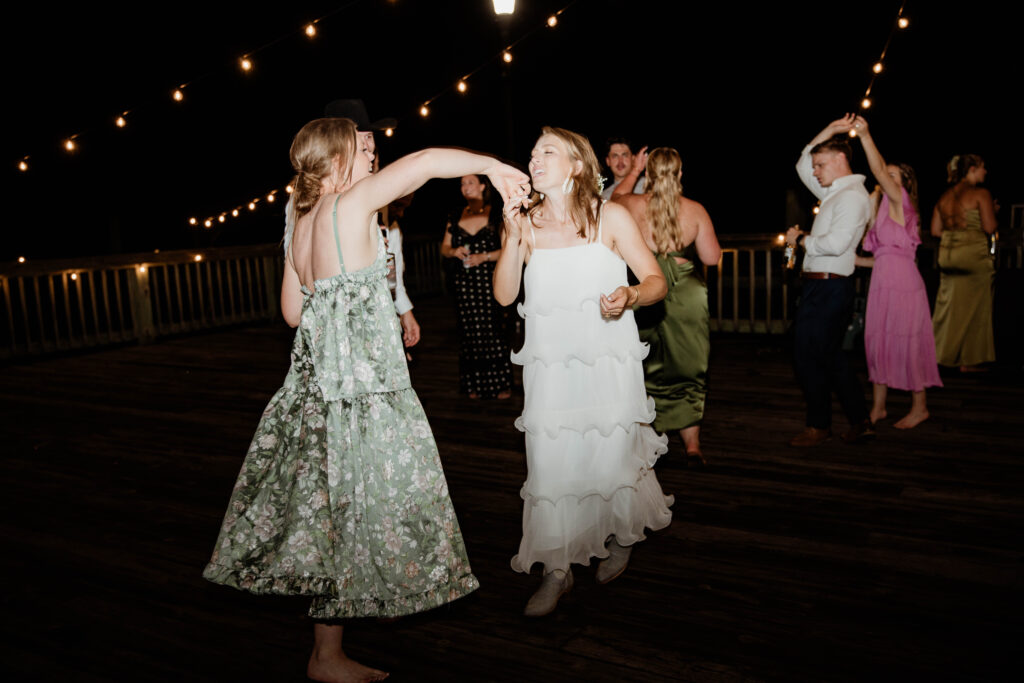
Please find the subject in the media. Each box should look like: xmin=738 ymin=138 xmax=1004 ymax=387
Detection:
xmin=523 ymin=568 xmax=573 ymax=617
xmin=595 ymin=538 xmax=632 ymax=584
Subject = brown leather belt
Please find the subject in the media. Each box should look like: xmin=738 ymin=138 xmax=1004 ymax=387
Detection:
xmin=801 ymin=271 xmax=847 ymax=280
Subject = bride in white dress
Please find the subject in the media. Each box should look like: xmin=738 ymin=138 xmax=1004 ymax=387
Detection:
xmin=494 ymin=126 xmax=674 ymax=617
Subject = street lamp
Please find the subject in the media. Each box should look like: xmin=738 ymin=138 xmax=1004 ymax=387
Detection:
xmin=492 ymin=0 xmax=515 ymax=15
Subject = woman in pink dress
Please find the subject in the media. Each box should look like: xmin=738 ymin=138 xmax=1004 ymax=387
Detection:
xmin=852 ymin=116 xmax=942 ymax=429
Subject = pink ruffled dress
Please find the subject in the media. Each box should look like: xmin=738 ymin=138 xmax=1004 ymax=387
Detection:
xmin=509 ymin=211 xmax=673 ymax=574
xmin=862 ymin=187 xmax=943 ymax=392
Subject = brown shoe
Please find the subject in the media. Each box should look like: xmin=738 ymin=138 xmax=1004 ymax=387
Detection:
xmin=842 ymin=419 xmax=876 ymax=444
xmin=789 ymin=427 xmax=831 ymax=447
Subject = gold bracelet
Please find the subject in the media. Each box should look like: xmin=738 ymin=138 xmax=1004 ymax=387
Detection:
xmin=630 ymin=286 xmax=639 ymax=306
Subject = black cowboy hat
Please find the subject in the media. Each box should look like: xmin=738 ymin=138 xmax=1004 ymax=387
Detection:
xmin=323 ymin=99 xmax=397 ymax=132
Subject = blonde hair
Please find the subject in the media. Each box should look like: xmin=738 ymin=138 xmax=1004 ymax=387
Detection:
xmin=289 ymin=118 xmax=358 ymax=217
xmin=526 ymin=126 xmax=603 ymax=240
xmin=645 ymin=147 xmax=684 ymax=255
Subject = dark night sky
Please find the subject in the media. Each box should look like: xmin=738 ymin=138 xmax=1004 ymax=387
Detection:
xmin=3 ymin=0 xmax=1020 ymax=261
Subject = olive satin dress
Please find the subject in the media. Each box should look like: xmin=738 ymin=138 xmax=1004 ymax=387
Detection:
xmin=635 ymin=243 xmax=709 ymax=433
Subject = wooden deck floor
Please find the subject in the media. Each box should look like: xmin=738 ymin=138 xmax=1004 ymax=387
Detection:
xmin=1 ymin=295 xmax=1021 ymax=682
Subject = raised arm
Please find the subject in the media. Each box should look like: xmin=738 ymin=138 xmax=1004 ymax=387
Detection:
xmin=611 ymin=146 xmax=648 ymax=198
xmin=852 ymin=116 xmax=901 ymax=203
xmin=796 ymin=115 xmax=857 ymax=199
xmin=494 ymin=206 xmax=530 ymax=306
xmin=347 ymin=149 xmax=529 ymax=221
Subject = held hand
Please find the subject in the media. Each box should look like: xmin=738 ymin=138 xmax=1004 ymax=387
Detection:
xmin=463 ymin=253 xmax=488 ymax=267
xmin=600 ymin=286 xmax=633 ymax=319
xmin=785 ymin=225 xmax=803 ymax=248
xmin=826 ymin=113 xmax=857 ymax=136
xmin=400 ymin=311 xmax=421 ymax=347
xmin=452 ymin=246 xmax=470 ymax=260
xmin=852 ymin=115 xmax=870 ymax=137
xmin=630 ymin=146 xmax=649 ymax=176
xmin=486 ymin=161 xmax=531 ymax=206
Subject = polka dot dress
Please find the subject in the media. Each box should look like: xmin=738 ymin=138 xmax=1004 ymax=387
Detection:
xmin=450 ymin=222 xmax=513 ymax=397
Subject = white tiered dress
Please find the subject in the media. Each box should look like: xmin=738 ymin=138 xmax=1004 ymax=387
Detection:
xmin=510 ymin=212 xmax=673 ymax=574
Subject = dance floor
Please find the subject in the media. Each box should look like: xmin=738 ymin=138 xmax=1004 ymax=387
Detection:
xmin=1 ymin=295 xmax=1020 ymax=682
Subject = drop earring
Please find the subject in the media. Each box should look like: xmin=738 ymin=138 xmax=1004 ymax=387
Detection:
xmin=561 ymin=175 xmax=575 ymax=195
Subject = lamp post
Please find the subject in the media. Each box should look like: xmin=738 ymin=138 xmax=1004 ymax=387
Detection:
xmin=493 ymin=1 xmax=516 ymax=158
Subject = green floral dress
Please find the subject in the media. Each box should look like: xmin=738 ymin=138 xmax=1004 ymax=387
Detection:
xmin=203 ymin=197 xmax=479 ymax=618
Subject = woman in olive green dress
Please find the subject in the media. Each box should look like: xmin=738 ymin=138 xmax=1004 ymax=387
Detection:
xmin=202 ymin=117 xmax=529 ymax=682
xmin=930 ymin=154 xmax=998 ymax=371
xmin=613 ymin=148 xmax=721 ymax=463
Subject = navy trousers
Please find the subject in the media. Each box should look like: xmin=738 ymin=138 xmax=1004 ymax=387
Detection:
xmin=792 ymin=278 xmax=868 ymax=430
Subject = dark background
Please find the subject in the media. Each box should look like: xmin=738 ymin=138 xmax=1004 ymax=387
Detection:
xmin=3 ymin=0 xmax=1020 ymax=260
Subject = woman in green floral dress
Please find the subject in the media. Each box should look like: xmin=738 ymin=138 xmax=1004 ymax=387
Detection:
xmin=203 ymin=118 xmax=529 ymax=682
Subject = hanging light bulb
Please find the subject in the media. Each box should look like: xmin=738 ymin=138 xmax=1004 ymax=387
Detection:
xmin=204 ymin=219 xmax=213 ymax=228
xmin=218 ymin=214 xmax=226 ymax=223
xmin=776 ymin=234 xmax=786 ymax=244
xmin=385 ymin=127 xmax=394 ymax=137
xmin=70 ymin=273 xmax=78 ymax=281
xmin=898 ymin=17 xmax=909 ymax=29
xmin=248 ymin=202 xmax=257 ymax=210
xmin=240 ymin=57 xmax=253 ymax=72
xmin=231 ymin=208 xmax=239 ymax=217
xmin=18 ymin=256 xmax=26 ymax=263
xmin=873 ymin=62 xmax=883 ymax=74
xmin=457 ymin=80 xmax=467 ymax=93
xmin=502 ymin=50 xmax=513 ymax=63
xmin=420 ymin=104 xmax=429 ymax=117
xmin=115 ymin=115 xmax=127 ymax=128
xmin=138 ymin=265 xmax=146 ymax=274
xmin=267 ymin=193 xmax=276 ymax=202
xmin=547 ymin=15 xmax=558 ymax=27
xmin=813 ymin=205 xmax=821 ymax=215
xmin=64 ymin=138 xmax=77 ymax=152
xmin=861 ymin=97 xmax=872 ymax=109
xmin=305 ymin=23 xmax=317 ymax=38
xmin=194 ymin=254 xmax=203 ymax=262
xmin=18 ymin=159 xmax=28 ymax=172
xmin=285 ymin=184 xmax=293 ymax=194
xmin=189 ymin=217 xmax=198 ymax=226
xmin=173 ymin=88 xmax=184 ymax=102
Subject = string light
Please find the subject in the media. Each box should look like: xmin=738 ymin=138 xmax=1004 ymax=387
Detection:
xmin=189 ymin=217 xmax=198 ymax=225
xmin=172 ymin=88 xmax=184 ymax=102
xmin=218 ymin=214 xmax=226 ymax=223
xmin=285 ymin=184 xmax=293 ymax=193
xmin=776 ymin=234 xmax=786 ymax=245
xmin=115 ymin=115 xmax=127 ymax=128
xmin=231 ymin=208 xmax=239 ymax=217
xmin=70 ymin=273 xmax=78 ymax=281
xmin=813 ymin=206 xmax=821 ymax=215
xmin=138 ymin=265 xmax=146 ymax=274
xmin=266 ymin=192 xmax=276 ymax=202
xmin=204 ymin=219 xmax=213 ymax=228
xmin=18 ymin=256 xmax=26 ymax=263
xmin=548 ymin=15 xmax=558 ymax=27
xmin=64 ymin=138 xmax=77 ymax=153
xmin=18 ymin=159 xmax=28 ymax=172
xmin=898 ymin=17 xmax=909 ymax=29
xmin=248 ymin=202 xmax=257 ymax=210
xmin=856 ymin=2 xmax=907 ymax=113
xmin=305 ymin=23 xmax=317 ymax=38
xmin=861 ymin=98 xmax=872 ymax=109
xmin=385 ymin=128 xmax=394 ymax=137
xmin=873 ymin=62 xmax=883 ymax=74
xmin=240 ymin=57 xmax=253 ymax=72
xmin=502 ymin=50 xmax=513 ymax=63
xmin=194 ymin=254 xmax=203 ymax=262
xmin=457 ymin=80 xmax=467 ymax=93
xmin=420 ymin=104 xmax=430 ymax=117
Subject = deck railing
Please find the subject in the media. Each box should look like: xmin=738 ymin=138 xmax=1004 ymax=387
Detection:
xmin=3 ymin=234 xmax=1020 ymax=359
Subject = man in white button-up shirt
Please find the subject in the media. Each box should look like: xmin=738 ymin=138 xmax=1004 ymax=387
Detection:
xmin=784 ymin=115 xmax=872 ymax=447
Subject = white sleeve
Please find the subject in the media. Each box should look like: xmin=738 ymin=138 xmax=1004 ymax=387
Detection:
xmin=796 ymin=144 xmax=827 ymax=200
xmin=803 ymin=191 xmax=869 ymax=257
xmin=389 ymin=225 xmax=413 ymax=315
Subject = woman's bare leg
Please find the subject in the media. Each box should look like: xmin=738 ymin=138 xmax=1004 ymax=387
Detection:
xmin=308 ymin=623 xmax=388 ymax=683
xmin=894 ymin=390 xmax=929 ymax=429
xmin=681 ymin=425 xmax=705 ymax=466
xmin=870 ymin=383 xmax=888 ymax=425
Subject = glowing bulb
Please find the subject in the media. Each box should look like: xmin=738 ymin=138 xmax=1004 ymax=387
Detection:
xmin=457 ymin=80 xmax=467 ymax=93
xmin=813 ymin=206 xmax=821 ymax=215
xmin=873 ymin=62 xmax=883 ymax=74
xmin=189 ymin=217 xmax=197 ymax=225
xmin=248 ymin=202 xmax=256 ymax=210
xmin=70 ymin=273 xmax=78 ymax=281
xmin=267 ymin=193 xmax=276 ymax=202
xmin=64 ymin=138 xmax=76 ymax=152
xmin=898 ymin=17 xmax=909 ymax=29
xmin=547 ymin=15 xmax=558 ymax=27
xmin=204 ymin=219 xmax=213 ymax=228
xmin=231 ymin=209 xmax=239 ymax=217
xmin=420 ymin=105 xmax=429 ymax=117
xmin=385 ymin=127 xmax=394 ymax=137
xmin=194 ymin=254 xmax=203 ymax=262
xmin=218 ymin=214 xmax=226 ymax=223
xmin=173 ymin=89 xmax=184 ymax=102
xmin=18 ymin=256 xmax=26 ymax=263
xmin=849 ymin=130 xmax=858 ymax=138
xmin=138 ymin=265 xmax=146 ymax=274
xmin=305 ymin=23 xmax=317 ymax=38
xmin=115 ymin=115 xmax=127 ymax=128
xmin=240 ymin=57 xmax=252 ymax=72
xmin=776 ymin=234 xmax=786 ymax=244
xmin=861 ymin=97 xmax=872 ymax=109
xmin=502 ymin=50 xmax=512 ymax=63
xmin=285 ymin=184 xmax=293 ymax=194
xmin=18 ymin=160 xmax=28 ymax=172
xmin=492 ymin=0 xmax=515 ymax=14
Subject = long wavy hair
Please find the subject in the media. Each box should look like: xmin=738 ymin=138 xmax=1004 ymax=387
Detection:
xmin=526 ymin=126 xmax=603 ymax=240
xmin=645 ymin=147 xmax=684 ymax=255
xmin=289 ymin=118 xmax=358 ymax=217
xmin=891 ymin=162 xmax=919 ymax=212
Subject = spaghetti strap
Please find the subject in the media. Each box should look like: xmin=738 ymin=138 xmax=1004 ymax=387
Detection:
xmin=331 ymin=194 xmax=346 ymax=273
xmin=596 ymin=200 xmax=605 ymax=242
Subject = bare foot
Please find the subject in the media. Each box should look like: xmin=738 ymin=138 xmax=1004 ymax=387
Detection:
xmin=308 ymin=651 xmax=388 ymax=683
xmin=496 ymin=390 xmax=511 ymax=400
xmin=869 ymin=407 xmax=887 ymax=425
xmin=894 ymin=410 xmax=929 ymax=430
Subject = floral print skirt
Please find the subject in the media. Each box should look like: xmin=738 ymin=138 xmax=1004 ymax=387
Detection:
xmin=203 ymin=364 xmax=479 ymax=619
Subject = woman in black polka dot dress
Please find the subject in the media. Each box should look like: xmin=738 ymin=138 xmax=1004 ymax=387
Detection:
xmin=440 ymin=175 xmax=513 ymax=399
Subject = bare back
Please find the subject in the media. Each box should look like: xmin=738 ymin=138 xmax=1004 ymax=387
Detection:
xmin=289 ymin=193 xmax=379 ymax=292
xmin=616 ymin=194 xmax=713 ymax=264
